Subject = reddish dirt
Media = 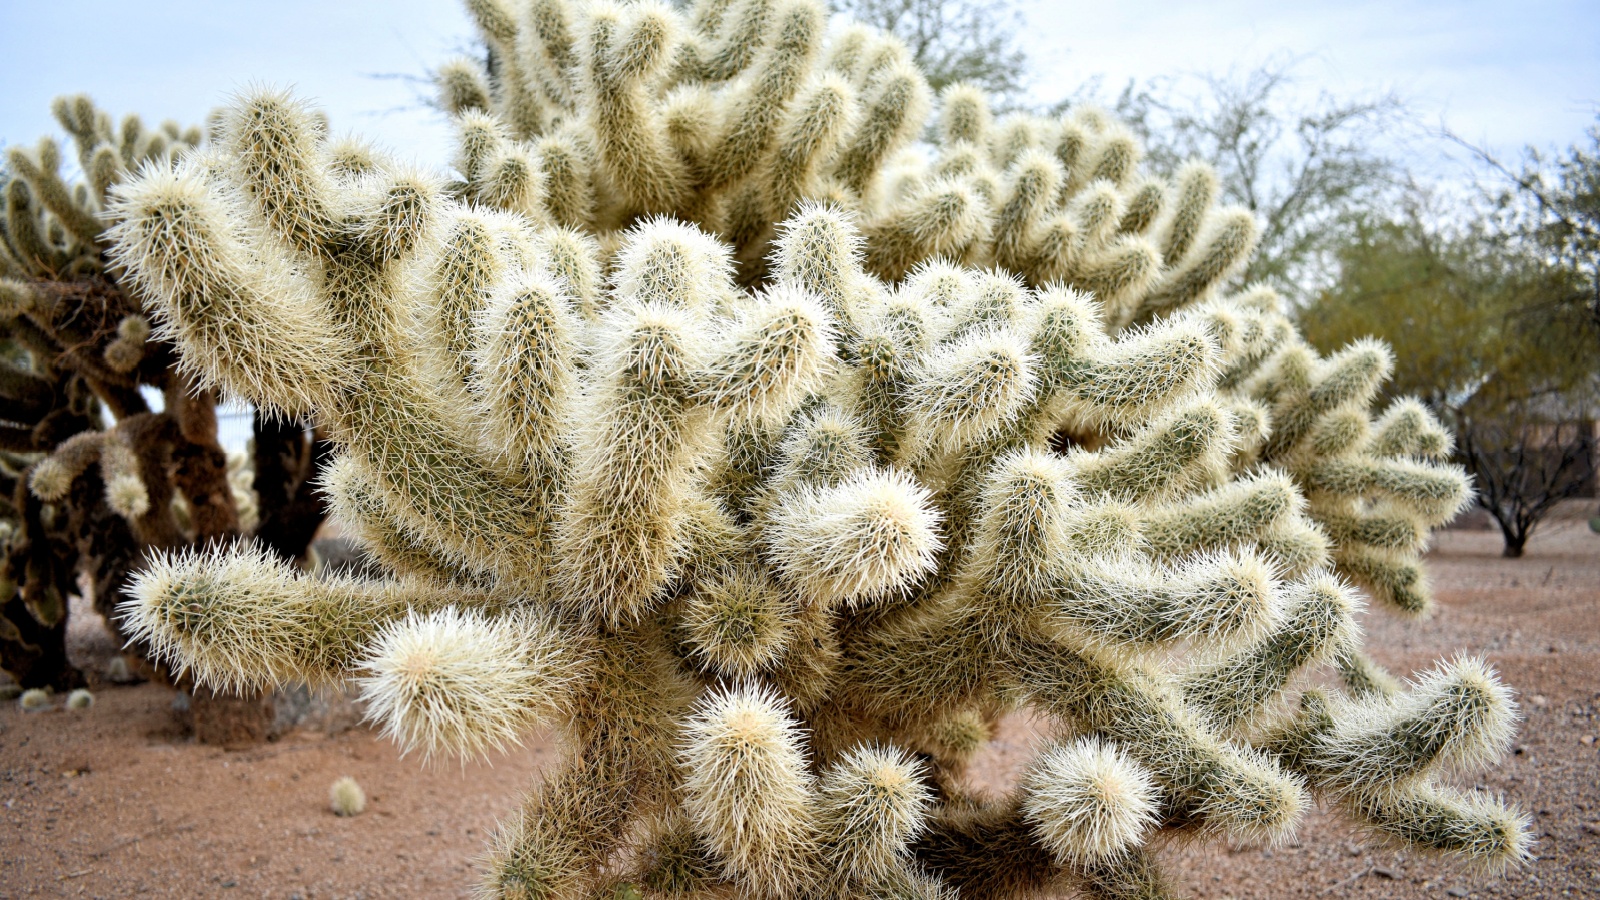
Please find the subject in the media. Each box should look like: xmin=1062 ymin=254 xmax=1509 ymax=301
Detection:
xmin=2 ymin=510 xmax=1597 ymax=899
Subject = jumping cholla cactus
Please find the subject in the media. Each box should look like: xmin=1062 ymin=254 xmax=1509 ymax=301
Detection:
xmin=110 ymin=0 xmax=1527 ymax=896
xmin=0 ymin=96 xmax=328 ymax=719
xmin=0 ymin=97 xmax=217 ymax=689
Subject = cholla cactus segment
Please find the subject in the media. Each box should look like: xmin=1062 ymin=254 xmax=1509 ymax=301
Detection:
xmin=102 ymin=5 xmax=1526 ymax=893
xmin=108 ymin=164 xmax=355 ymax=416
xmin=19 ymin=687 xmax=51 ymax=711
xmin=471 ymin=267 xmax=580 ymax=470
xmin=817 ymin=743 xmax=932 ymax=886
xmin=330 ymin=776 xmax=367 ymax=816
xmin=900 ymin=324 xmax=1036 ymax=460
xmin=1284 ymin=657 xmax=1516 ymax=796
xmin=1347 ymin=781 xmax=1532 ymax=866
xmin=359 ymin=606 xmax=579 ymax=760
xmin=681 ymin=567 xmax=795 ymax=676
xmin=122 ymin=544 xmax=515 ymax=696
xmin=681 ymin=684 xmax=819 ymax=897
xmin=1020 ymin=738 xmax=1158 ymax=865
xmin=765 ymin=466 xmax=943 ymax=608
xmin=1263 ymin=675 xmax=1528 ymax=872
xmin=1044 ymin=548 xmax=1286 ymax=657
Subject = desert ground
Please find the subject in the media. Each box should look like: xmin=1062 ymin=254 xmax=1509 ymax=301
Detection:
xmin=2 ymin=507 xmax=1596 ymax=899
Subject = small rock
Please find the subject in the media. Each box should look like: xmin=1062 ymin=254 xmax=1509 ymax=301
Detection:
xmin=1446 ymin=889 xmax=1468 ymax=898
xmin=221 ymin=879 xmax=238 ymax=888
xmin=1583 ymin=821 xmax=1600 ymax=836
xmin=1372 ymin=866 xmax=1398 ymax=879
xmin=1531 ymin=695 xmax=1549 ymax=708
xmin=1345 ymin=842 xmax=1362 ymax=856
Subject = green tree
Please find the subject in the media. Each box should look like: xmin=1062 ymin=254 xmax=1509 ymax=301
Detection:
xmin=1301 ymin=193 xmax=1599 ymax=555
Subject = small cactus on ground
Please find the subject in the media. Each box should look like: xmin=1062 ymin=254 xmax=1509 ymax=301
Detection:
xmin=330 ymin=776 xmax=367 ymax=816
xmin=103 ymin=1 xmax=1527 ymax=896
xmin=19 ymin=687 xmax=50 ymax=711
xmin=66 ymin=687 xmax=94 ymax=710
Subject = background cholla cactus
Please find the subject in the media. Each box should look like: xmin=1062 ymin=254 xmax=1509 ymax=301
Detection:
xmin=109 ymin=0 xmax=1529 ymax=896
xmin=0 ymin=96 xmax=329 ymax=712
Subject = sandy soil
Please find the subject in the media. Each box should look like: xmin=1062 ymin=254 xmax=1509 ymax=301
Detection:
xmin=2 ymin=512 xmax=1596 ymax=899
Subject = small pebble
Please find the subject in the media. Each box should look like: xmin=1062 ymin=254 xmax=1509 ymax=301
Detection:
xmin=1372 ymin=866 xmax=1398 ymax=879
xmin=1531 ymin=695 xmax=1549 ymax=708
xmin=1446 ymin=889 xmax=1468 ymax=898
xmin=1582 ymin=735 xmax=1595 ymax=745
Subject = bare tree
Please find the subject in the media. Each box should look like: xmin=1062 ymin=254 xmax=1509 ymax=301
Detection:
xmin=1446 ymin=116 xmax=1600 ymax=333
xmin=831 ymin=0 xmax=1028 ymax=101
xmin=1077 ymin=59 xmax=1407 ymax=304
xmin=1457 ymin=407 xmax=1596 ymax=558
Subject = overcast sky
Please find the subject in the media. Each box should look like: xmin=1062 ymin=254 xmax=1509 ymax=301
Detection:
xmin=2 ymin=0 xmax=1596 ymax=176
xmin=1017 ymin=0 xmax=1599 ymax=160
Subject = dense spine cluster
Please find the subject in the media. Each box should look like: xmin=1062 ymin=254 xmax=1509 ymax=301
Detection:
xmin=103 ymin=1 xmax=1527 ymax=896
